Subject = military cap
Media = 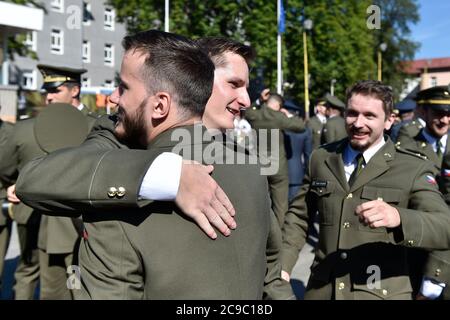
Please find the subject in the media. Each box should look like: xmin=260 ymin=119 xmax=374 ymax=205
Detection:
xmin=37 ymin=64 xmax=86 ymax=91
xmin=395 ymin=99 xmax=416 ymax=114
xmin=325 ymin=93 xmax=345 ymax=110
xmin=415 ymin=85 xmax=450 ymax=112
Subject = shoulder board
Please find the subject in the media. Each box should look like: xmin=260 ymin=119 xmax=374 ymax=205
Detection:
xmin=395 ymin=145 xmax=429 ymax=161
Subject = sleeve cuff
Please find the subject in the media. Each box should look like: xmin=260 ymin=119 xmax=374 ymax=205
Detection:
xmin=139 ymin=152 xmax=182 ymax=201
xmin=420 ymin=277 xmax=446 ymax=299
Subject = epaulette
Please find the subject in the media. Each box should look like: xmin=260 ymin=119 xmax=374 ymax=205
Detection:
xmin=395 ymin=145 xmax=429 ymax=161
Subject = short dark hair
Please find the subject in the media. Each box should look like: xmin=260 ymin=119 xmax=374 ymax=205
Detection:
xmin=346 ymin=80 xmax=394 ymax=117
xmin=63 ymin=82 xmax=81 ymax=100
xmin=122 ymin=30 xmax=214 ymax=118
xmin=195 ymin=37 xmax=256 ymax=68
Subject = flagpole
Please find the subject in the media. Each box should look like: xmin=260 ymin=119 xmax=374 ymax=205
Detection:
xmin=165 ymin=0 xmax=169 ymax=32
xmin=277 ymin=0 xmax=282 ymax=94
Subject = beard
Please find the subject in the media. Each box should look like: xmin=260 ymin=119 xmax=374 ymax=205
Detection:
xmin=115 ymin=98 xmax=148 ymax=149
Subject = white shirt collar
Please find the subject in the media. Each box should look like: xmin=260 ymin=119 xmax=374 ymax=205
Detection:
xmin=418 ymin=117 xmax=426 ymax=127
xmin=422 ymin=128 xmax=447 ymax=153
xmin=317 ymin=114 xmax=327 ymax=124
xmin=77 ymin=103 xmax=85 ymax=111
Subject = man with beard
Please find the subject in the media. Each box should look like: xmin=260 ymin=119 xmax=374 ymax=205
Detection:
xmin=280 ymin=80 xmax=450 ymax=300
xmin=16 ymin=31 xmax=292 ymax=299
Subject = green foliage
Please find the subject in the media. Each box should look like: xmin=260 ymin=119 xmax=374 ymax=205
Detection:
xmin=4 ymin=0 xmax=43 ymax=60
xmin=108 ymin=0 xmax=420 ymax=107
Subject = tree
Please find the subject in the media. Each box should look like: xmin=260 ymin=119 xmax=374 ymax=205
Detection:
xmin=108 ymin=0 xmax=420 ymax=106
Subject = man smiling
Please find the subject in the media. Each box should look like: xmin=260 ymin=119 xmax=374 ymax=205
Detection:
xmin=281 ymin=80 xmax=450 ymax=300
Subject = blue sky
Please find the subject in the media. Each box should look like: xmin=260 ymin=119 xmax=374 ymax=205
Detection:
xmin=410 ymin=0 xmax=450 ymax=59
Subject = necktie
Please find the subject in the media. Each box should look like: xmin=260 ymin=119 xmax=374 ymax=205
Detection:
xmin=436 ymin=140 xmax=443 ymax=163
xmin=348 ymin=153 xmax=365 ymax=186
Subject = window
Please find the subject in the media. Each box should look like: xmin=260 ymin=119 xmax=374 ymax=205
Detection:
xmin=24 ymin=31 xmax=37 ymax=52
xmin=50 ymin=29 xmax=64 ymax=54
xmin=104 ymin=8 xmax=115 ymax=31
xmin=83 ymin=2 xmax=92 ymax=25
xmin=82 ymin=40 xmax=90 ymax=63
xmin=50 ymin=0 xmax=64 ymax=13
xmin=22 ymin=70 xmax=36 ymax=90
xmin=431 ymin=76 xmax=438 ymax=87
xmin=81 ymin=77 xmax=91 ymax=88
xmin=104 ymin=80 xmax=114 ymax=88
xmin=104 ymin=44 xmax=114 ymax=66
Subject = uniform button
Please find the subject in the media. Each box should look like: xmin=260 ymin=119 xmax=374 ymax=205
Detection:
xmin=343 ymin=222 xmax=350 ymax=229
xmin=382 ymin=289 xmax=388 ymax=296
xmin=107 ymin=187 xmax=118 ymax=198
xmin=116 ymin=187 xmax=126 ymax=198
xmin=346 ymin=193 xmax=353 ymax=199
xmin=435 ymin=268 xmax=441 ymax=276
xmin=407 ymin=240 xmax=414 ymax=246
xmin=340 ymin=252 xmax=348 ymax=260
xmin=338 ymin=282 xmax=345 ymax=290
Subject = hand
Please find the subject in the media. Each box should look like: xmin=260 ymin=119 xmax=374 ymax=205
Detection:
xmin=279 ymin=108 xmax=292 ymax=117
xmin=260 ymin=88 xmax=270 ymax=102
xmin=175 ymin=160 xmax=236 ymax=240
xmin=281 ymin=270 xmax=291 ymax=282
xmin=355 ymin=199 xmax=401 ymax=228
xmin=7 ymin=185 xmax=20 ymax=204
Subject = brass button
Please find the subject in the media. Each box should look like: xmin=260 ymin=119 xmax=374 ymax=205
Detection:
xmin=421 ymin=142 xmax=427 ymax=148
xmin=343 ymin=222 xmax=350 ymax=229
xmin=435 ymin=268 xmax=441 ymax=276
xmin=338 ymin=282 xmax=345 ymax=290
xmin=116 ymin=187 xmax=126 ymax=198
xmin=107 ymin=187 xmax=118 ymax=198
xmin=382 ymin=289 xmax=388 ymax=296
xmin=377 ymin=197 xmax=383 ymax=201
xmin=346 ymin=193 xmax=353 ymax=199
xmin=319 ymin=189 xmax=323 ymax=193
xmin=407 ymin=240 xmax=414 ymax=247
xmin=340 ymin=252 xmax=348 ymax=260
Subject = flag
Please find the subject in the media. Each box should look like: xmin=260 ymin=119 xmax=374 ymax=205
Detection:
xmin=278 ymin=0 xmax=286 ymax=34
xmin=444 ymin=169 xmax=450 ymax=177
xmin=426 ymin=175 xmax=437 ymax=185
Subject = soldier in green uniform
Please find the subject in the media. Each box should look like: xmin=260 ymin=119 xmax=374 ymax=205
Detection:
xmin=395 ymin=85 xmax=450 ymax=299
xmin=16 ymin=32 xmax=294 ymax=299
xmin=246 ymin=93 xmax=305 ymax=226
xmin=281 ymin=80 xmax=450 ymax=300
xmin=0 ymin=115 xmax=14 ymax=294
xmin=321 ymin=94 xmax=346 ymax=144
xmin=0 ymin=66 xmax=95 ymax=299
xmin=17 ymin=30 xmax=283 ymax=299
xmin=307 ymin=98 xmax=327 ymax=149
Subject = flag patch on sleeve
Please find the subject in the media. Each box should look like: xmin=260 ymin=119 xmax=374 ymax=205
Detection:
xmin=443 ymin=169 xmax=450 ymax=177
xmin=426 ymin=175 xmax=437 ymax=185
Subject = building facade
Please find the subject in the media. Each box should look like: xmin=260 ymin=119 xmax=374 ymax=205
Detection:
xmin=9 ymin=0 xmax=126 ymax=96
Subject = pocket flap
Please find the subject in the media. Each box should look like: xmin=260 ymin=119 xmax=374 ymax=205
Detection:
xmin=361 ymin=186 xmax=402 ymax=203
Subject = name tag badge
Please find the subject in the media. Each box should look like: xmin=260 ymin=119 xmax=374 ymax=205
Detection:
xmin=311 ymin=180 xmax=328 ymax=188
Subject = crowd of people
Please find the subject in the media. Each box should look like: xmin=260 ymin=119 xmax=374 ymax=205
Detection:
xmin=0 ymin=28 xmax=450 ymax=300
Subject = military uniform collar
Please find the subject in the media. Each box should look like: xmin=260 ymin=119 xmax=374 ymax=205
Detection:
xmin=343 ymin=137 xmax=386 ymax=166
xmin=147 ymin=122 xmax=208 ymax=149
xmin=421 ymin=128 xmax=447 ymax=150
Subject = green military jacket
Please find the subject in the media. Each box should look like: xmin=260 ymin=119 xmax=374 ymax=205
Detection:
xmin=281 ymin=137 xmax=450 ymax=300
xmin=16 ymin=115 xmax=294 ymax=300
xmin=0 ymin=120 xmax=14 ymax=226
xmin=397 ymin=129 xmax=450 ymax=299
xmin=307 ymin=116 xmax=324 ymax=149
xmin=246 ymin=105 xmax=305 ymax=176
xmin=60 ymin=125 xmax=272 ymax=299
xmin=321 ymin=116 xmax=346 ymax=145
xmin=395 ymin=119 xmax=424 ymax=146
xmin=0 ymin=105 xmax=96 ymax=254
